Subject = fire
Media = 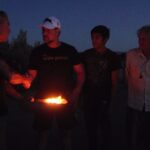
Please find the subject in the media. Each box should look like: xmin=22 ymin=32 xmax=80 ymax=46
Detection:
xmin=38 ymin=96 xmax=68 ymax=105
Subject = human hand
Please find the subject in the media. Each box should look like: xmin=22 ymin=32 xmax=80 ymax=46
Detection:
xmin=22 ymin=78 xmax=31 ymax=89
xmin=10 ymin=73 xmax=31 ymax=89
xmin=10 ymin=73 xmax=23 ymax=84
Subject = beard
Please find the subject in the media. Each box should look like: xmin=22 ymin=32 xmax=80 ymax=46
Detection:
xmin=43 ymin=37 xmax=53 ymax=44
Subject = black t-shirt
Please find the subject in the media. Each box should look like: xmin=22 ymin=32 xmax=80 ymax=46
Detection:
xmin=81 ymin=48 xmax=121 ymax=102
xmin=0 ymin=42 xmax=10 ymax=116
xmin=29 ymin=42 xmax=80 ymax=99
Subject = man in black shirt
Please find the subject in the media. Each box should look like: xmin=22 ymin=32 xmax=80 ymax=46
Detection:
xmin=81 ymin=25 xmax=121 ymax=150
xmin=11 ymin=16 xmax=85 ymax=150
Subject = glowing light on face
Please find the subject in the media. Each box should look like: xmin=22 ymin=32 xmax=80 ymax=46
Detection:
xmin=42 ymin=27 xmax=59 ymax=44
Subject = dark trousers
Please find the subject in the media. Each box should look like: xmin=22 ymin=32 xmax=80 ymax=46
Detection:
xmin=127 ymin=107 xmax=150 ymax=150
xmin=83 ymin=101 xmax=111 ymax=150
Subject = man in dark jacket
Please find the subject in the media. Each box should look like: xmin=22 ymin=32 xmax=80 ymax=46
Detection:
xmin=0 ymin=10 xmax=26 ymax=150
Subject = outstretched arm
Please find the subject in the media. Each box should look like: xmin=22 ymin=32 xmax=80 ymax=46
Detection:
xmin=9 ymin=69 xmax=37 ymax=89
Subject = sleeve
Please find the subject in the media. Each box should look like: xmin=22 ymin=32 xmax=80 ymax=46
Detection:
xmin=71 ymin=47 xmax=82 ymax=65
xmin=28 ymin=49 xmax=39 ymax=70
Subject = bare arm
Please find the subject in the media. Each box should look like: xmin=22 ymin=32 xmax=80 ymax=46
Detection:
xmin=9 ymin=69 xmax=37 ymax=89
xmin=27 ymin=69 xmax=37 ymax=82
xmin=23 ymin=69 xmax=37 ymax=89
xmin=72 ymin=63 xmax=85 ymax=104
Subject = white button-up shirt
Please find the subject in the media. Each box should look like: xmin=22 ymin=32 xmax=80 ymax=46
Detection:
xmin=126 ymin=48 xmax=150 ymax=111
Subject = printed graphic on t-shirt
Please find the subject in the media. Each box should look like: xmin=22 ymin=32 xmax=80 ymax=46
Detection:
xmin=42 ymin=54 xmax=68 ymax=61
xmin=87 ymin=57 xmax=109 ymax=85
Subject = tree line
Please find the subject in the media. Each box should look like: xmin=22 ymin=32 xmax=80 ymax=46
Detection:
xmin=8 ymin=29 xmax=41 ymax=74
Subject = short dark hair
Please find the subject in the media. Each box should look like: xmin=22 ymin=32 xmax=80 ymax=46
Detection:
xmin=91 ymin=25 xmax=110 ymax=40
xmin=0 ymin=10 xmax=9 ymax=25
xmin=137 ymin=25 xmax=150 ymax=37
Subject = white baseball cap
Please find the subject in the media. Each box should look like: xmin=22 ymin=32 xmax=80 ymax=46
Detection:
xmin=41 ymin=16 xmax=61 ymax=30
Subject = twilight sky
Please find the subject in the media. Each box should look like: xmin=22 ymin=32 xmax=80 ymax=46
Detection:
xmin=1 ymin=0 xmax=150 ymax=52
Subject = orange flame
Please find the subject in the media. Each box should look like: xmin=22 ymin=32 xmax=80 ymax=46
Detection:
xmin=38 ymin=96 xmax=68 ymax=105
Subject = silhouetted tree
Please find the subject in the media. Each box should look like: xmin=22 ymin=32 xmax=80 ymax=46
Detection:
xmin=33 ymin=41 xmax=41 ymax=48
xmin=10 ymin=29 xmax=32 ymax=73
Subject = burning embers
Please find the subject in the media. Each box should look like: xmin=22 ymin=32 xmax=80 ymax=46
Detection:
xmin=31 ymin=96 xmax=68 ymax=105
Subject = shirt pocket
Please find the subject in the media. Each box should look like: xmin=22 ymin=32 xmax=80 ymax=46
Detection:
xmin=129 ymin=63 xmax=142 ymax=79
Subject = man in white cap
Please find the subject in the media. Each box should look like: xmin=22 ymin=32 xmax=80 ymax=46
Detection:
xmin=20 ymin=16 xmax=85 ymax=150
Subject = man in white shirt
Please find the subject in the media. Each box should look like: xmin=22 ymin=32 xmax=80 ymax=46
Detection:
xmin=126 ymin=25 xmax=150 ymax=150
